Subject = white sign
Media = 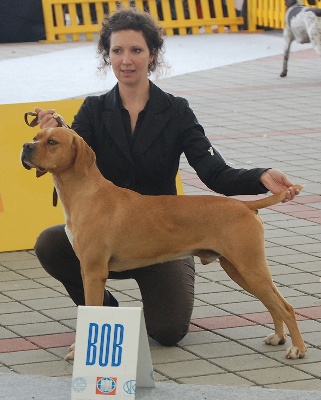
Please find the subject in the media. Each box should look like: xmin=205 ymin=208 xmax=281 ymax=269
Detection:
xmin=71 ymin=306 xmax=155 ymax=399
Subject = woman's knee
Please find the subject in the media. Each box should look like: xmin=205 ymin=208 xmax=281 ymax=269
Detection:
xmin=35 ymin=225 xmax=65 ymax=256
xmin=137 ymin=257 xmax=195 ymax=346
xmin=149 ymin=323 xmax=189 ymax=346
xmin=34 ymin=224 xmax=77 ymax=276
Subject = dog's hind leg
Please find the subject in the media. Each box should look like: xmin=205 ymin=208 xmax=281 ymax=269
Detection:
xmin=219 ymin=257 xmax=287 ymax=345
xmin=260 ymin=287 xmax=306 ymax=359
xmin=307 ymin=22 xmax=321 ymax=55
xmin=219 ymin=257 xmax=306 ymax=359
xmin=280 ymin=28 xmax=294 ymax=77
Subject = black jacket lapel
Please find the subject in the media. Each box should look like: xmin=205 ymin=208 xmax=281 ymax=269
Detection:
xmin=133 ymin=82 xmax=172 ymax=155
xmin=101 ymin=86 xmax=133 ymax=164
xmin=101 ymin=82 xmax=171 ymax=160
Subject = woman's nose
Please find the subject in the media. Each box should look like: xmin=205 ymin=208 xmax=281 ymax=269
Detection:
xmin=121 ymin=52 xmax=132 ymax=64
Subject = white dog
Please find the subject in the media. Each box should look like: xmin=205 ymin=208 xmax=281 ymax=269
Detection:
xmin=280 ymin=0 xmax=321 ymax=77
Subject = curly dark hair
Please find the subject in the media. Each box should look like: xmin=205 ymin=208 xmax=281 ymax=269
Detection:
xmin=97 ymin=8 xmax=166 ymax=75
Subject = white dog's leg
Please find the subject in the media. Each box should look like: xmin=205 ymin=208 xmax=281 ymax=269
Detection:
xmin=281 ymin=28 xmax=294 ymax=77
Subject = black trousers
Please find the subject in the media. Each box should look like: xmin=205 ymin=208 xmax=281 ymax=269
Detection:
xmin=34 ymin=225 xmax=195 ymax=346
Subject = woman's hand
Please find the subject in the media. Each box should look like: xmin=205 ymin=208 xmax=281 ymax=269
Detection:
xmin=34 ymin=107 xmax=59 ymax=129
xmin=260 ymin=169 xmax=300 ymax=202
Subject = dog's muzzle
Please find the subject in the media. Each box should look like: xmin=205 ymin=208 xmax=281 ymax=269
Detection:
xmin=21 ymin=141 xmax=48 ymax=179
xmin=21 ymin=142 xmax=44 ymax=171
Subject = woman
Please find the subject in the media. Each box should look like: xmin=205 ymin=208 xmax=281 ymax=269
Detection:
xmin=34 ymin=8 xmax=299 ymax=347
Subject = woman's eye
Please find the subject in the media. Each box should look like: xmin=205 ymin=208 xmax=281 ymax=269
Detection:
xmin=133 ymin=48 xmax=141 ymax=53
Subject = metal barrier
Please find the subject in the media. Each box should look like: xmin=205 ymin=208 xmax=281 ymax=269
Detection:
xmin=41 ymin=0 xmax=245 ymax=42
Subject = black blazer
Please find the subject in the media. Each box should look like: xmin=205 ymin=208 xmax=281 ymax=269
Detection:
xmin=72 ymin=82 xmax=268 ymax=196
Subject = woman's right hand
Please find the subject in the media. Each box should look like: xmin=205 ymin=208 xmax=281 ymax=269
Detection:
xmin=34 ymin=107 xmax=59 ymax=129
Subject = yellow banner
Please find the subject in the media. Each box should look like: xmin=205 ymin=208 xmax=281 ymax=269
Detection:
xmin=0 ymin=99 xmax=83 ymax=252
xmin=0 ymin=98 xmax=183 ymax=252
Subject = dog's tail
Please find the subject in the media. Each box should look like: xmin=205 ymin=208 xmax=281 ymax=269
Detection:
xmin=245 ymin=184 xmax=304 ymax=211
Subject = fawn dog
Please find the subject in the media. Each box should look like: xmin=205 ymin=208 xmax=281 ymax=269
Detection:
xmin=21 ymin=127 xmax=306 ymax=361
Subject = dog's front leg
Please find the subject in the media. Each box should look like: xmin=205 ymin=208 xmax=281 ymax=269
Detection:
xmin=64 ymin=263 xmax=108 ymax=361
xmin=280 ymin=28 xmax=294 ymax=77
xmin=82 ymin=267 xmax=107 ymax=307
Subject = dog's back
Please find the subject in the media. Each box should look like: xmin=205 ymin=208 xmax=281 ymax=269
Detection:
xmin=286 ymin=0 xmax=321 ymax=46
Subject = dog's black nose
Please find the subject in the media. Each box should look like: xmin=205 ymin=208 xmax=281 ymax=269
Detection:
xmin=23 ymin=142 xmax=35 ymax=150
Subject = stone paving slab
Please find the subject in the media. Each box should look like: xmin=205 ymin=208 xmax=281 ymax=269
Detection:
xmin=1 ymin=374 xmax=321 ymax=400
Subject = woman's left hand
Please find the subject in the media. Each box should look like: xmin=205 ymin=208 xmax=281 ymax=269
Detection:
xmin=260 ymin=169 xmax=300 ymax=202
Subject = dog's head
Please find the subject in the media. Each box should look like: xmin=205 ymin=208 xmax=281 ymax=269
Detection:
xmin=21 ymin=127 xmax=96 ymax=178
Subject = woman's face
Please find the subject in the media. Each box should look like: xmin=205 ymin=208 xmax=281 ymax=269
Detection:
xmin=109 ymin=30 xmax=154 ymax=87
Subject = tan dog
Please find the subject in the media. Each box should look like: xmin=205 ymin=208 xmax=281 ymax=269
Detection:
xmin=21 ymin=127 xmax=306 ymax=361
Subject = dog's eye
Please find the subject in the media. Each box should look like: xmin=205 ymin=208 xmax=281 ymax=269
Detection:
xmin=47 ymin=139 xmax=58 ymax=146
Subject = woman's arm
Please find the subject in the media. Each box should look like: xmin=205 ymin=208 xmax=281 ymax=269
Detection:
xmin=179 ymin=99 xmax=297 ymax=198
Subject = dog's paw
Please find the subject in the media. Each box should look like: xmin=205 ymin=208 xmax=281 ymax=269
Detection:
xmin=64 ymin=342 xmax=75 ymax=361
xmin=285 ymin=345 xmax=306 ymax=359
xmin=264 ymin=333 xmax=287 ymax=346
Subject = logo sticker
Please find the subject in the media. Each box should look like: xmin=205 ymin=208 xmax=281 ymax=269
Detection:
xmin=123 ymin=380 xmax=136 ymax=394
xmin=72 ymin=377 xmax=87 ymax=393
xmin=96 ymin=377 xmax=117 ymax=395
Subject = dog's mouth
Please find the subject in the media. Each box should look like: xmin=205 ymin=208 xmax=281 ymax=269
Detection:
xmin=21 ymin=157 xmax=33 ymax=170
xmin=21 ymin=150 xmax=47 ymax=175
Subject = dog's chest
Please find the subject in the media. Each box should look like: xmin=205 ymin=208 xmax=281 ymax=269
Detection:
xmin=65 ymin=225 xmax=74 ymax=246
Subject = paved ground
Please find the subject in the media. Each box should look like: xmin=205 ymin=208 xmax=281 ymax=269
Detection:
xmin=1 ymin=32 xmax=321 ymax=398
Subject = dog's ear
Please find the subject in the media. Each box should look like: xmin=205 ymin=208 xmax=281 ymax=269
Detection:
xmin=72 ymin=134 xmax=96 ymax=176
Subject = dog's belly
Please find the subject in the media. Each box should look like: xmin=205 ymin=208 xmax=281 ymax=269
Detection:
xmin=291 ymin=22 xmax=310 ymax=43
xmin=291 ymin=11 xmax=321 ymax=44
xmin=107 ymin=249 xmax=220 ymax=272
